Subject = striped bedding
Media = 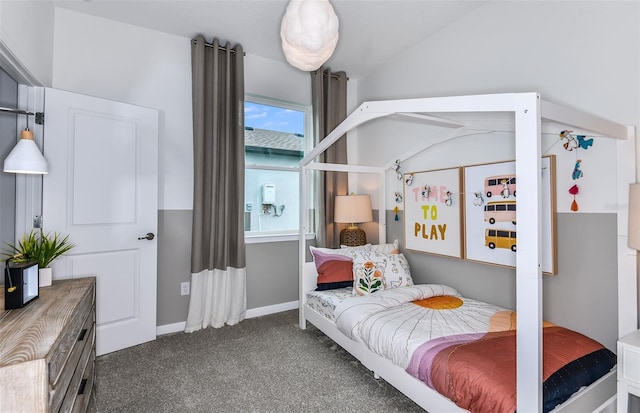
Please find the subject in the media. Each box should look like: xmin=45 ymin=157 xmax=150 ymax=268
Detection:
xmin=334 ymin=285 xmax=616 ymax=413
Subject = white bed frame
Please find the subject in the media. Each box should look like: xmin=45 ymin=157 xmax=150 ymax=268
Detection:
xmin=298 ymin=93 xmax=638 ymax=412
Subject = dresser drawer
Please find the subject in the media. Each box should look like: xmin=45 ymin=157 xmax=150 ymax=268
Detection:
xmin=49 ymin=286 xmax=95 ymax=386
xmin=619 ymin=341 xmax=640 ymax=385
xmin=0 ymin=277 xmax=96 ymax=413
xmin=49 ymin=286 xmax=95 ymax=413
xmin=60 ymin=330 xmax=95 ymax=413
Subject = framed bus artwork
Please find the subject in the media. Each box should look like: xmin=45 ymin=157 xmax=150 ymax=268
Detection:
xmin=463 ymin=156 xmax=557 ymax=274
xmin=403 ymin=167 xmax=463 ymax=258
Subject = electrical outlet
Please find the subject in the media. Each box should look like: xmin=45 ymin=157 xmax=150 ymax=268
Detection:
xmin=180 ymin=281 xmax=190 ymax=296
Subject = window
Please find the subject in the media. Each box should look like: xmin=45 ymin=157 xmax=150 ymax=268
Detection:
xmin=244 ymin=95 xmax=311 ymax=238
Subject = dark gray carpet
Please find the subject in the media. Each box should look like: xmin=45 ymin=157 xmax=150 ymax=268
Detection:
xmin=95 ymin=310 xmax=426 ymax=412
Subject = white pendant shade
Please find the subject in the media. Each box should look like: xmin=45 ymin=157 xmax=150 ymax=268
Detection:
xmin=280 ymin=0 xmax=339 ymax=71
xmin=3 ymin=129 xmax=48 ymax=174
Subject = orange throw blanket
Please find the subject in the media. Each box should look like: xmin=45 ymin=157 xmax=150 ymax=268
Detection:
xmin=423 ymin=327 xmax=614 ymax=413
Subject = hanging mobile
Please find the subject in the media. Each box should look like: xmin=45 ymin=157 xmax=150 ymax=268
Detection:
xmin=473 ymin=191 xmax=484 ymax=206
xmin=444 ymin=191 xmax=453 ymax=207
xmin=405 ymin=173 xmax=414 ymax=186
xmin=394 ymin=192 xmax=403 ymax=203
xmin=421 ymin=185 xmax=431 ymax=200
xmin=392 ymin=159 xmax=403 ymax=180
xmin=393 ymin=206 xmax=400 ymax=221
xmin=569 ymin=184 xmax=580 ymax=212
xmin=572 ymin=159 xmax=584 ymax=180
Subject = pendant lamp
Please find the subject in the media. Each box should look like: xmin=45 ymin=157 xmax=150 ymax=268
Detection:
xmin=280 ymin=0 xmax=339 ymax=71
xmin=3 ymin=128 xmax=48 ymax=174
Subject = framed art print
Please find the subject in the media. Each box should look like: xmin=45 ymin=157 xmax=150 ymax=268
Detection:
xmin=463 ymin=156 xmax=557 ymax=274
xmin=403 ymin=167 xmax=463 ymax=258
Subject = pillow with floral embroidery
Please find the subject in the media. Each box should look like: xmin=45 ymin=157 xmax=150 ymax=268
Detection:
xmin=353 ymin=260 xmax=384 ymax=295
xmin=351 ymin=250 xmax=413 ymax=292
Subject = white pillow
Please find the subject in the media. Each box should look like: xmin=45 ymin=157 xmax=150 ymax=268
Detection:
xmin=342 ymin=239 xmax=400 ymax=254
xmin=339 ymin=243 xmax=371 ymax=251
xmin=310 ymin=245 xmax=360 ymax=258
xmin=353 ymin=259 xmax=384 ymax=296
xmin=370 ymin=239 xmax=400 ymax=255
xmin=351 ymin=249 xmax=413 ymax=292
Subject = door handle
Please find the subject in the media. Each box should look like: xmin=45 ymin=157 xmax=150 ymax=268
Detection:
xmin=138 ymin=232 xmax=155 ymax=241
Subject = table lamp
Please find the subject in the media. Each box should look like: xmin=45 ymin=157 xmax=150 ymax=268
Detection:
xmin=334 ymin=194 xmax=373 ymax=246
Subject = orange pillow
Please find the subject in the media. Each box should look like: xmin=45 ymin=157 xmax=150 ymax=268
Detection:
xmin=311 ymin=248 xmax=353 ymax=291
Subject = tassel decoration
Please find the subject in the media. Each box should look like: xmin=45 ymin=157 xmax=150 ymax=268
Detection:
xmin=568 ymin=184 xmax=579 ymax=212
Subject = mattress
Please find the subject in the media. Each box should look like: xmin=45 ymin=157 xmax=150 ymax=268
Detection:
xmin=306 ymin=287 xmax=354 ymax=321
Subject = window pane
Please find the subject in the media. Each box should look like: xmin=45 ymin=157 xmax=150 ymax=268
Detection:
xmin=244 ymin=97 xmax=310 ymax=235
xmin=245 ymin=168 xmax=300 ymax=233
xmin=245 ymin=101 xmax=305 ymax=134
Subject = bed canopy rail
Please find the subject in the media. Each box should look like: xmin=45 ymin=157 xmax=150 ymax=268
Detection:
xmin=299 ymin=92 xmax=636 ymax=413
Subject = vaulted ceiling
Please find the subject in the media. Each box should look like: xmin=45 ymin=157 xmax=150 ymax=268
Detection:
xmin=52 ymin=0 xmax=487 ymax=79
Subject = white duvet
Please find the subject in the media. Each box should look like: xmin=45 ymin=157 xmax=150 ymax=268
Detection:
xmin=334 ymin=284 xmax=507 ymax=369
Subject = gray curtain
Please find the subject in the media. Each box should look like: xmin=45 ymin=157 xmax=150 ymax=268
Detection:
xmin=191 ymin=35 xmax=245 ymax=272
xmin=186 ymin=35 xmax=246 ymax=332
xmin=311 ymin=68 xmax=348 ymax=248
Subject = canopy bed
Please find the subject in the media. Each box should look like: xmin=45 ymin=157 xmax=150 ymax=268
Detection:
xmin=298 ymin=93 xmax=638 ymax=412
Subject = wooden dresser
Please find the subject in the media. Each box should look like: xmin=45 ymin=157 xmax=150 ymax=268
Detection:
xmin=0 ymin=277 xmax=96 ymax=413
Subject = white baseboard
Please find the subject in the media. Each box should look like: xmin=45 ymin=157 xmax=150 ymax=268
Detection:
xmin=245 ymin=300 xmax=298 ymax=319
xmin=156 ymin=321 xmax=186 ymax=336
xmin=156 ymin=300 xmax=299 ymax=336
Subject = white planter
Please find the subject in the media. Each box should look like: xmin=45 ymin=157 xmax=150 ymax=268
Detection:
xmin=39 ymin=267 xmax=52 ymax=287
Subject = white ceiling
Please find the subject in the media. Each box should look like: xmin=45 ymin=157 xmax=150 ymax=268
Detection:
xmin=52 ymin=0 xmax=487 ymax=79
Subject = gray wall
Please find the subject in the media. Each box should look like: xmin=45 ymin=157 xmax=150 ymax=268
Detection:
xmin=157 ymin=209 xmax=302 ymax=326
xmin=386 ymin=210 xmax=618 ymax=351
xmin=158 ymin=208 xmax=618 ymax=351
xmin=0 ymin=68 xmax=17 ymax=272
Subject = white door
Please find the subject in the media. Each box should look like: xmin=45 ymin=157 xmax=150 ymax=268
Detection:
xmin=42 ymin=88 xmax=158 ymax=356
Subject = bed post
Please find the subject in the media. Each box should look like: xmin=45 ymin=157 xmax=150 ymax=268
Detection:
xmin=514 ymin=93 xmax=543 ymax=412
xmin=299 ymin=164 xmax=308 ymax=330
xmin=618 ymin=126 xmax=638 ymax=338
xmin=378 ymin=170 xmax=386 ymax=244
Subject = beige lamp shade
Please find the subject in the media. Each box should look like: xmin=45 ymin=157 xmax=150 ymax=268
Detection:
xmin=628 ymin=183 xmax=640 ymax=249
xmin=280 ymin=0 xmax=339 ymax=71
xmin=3 ymin=129 xmax=48 ymax=174
xmin=334 ymin=194 xmax=373 ymax=225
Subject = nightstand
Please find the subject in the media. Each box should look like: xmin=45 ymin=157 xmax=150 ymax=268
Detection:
xmin=618 ymin=329 xmax=640 ymax=413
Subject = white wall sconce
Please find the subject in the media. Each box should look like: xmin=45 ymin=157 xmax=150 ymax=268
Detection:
xmin=1 ymin=107 xmax=47 ymax=175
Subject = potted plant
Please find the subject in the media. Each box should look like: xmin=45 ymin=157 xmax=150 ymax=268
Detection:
xmin=3 ymin=230 xmax=75 ymax=287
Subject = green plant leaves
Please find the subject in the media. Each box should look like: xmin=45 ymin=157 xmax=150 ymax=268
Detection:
xmin=2 ymin=230 xmax=75 ymax=268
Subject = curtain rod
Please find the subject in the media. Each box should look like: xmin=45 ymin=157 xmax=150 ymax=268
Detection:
xmin=190 ymin=40 xmax=347 ymax=79
xmin=0 ymin=106 xmax=37 ymax=116
xmin=0 ymin=106 xmax=45 ymax=124
xmin=191 ymin=39 xmax=246 ymax=56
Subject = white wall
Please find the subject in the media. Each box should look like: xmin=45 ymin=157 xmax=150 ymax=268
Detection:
xmin=353 ymin=1 xmax=639 ymax=213
xmin=0 ymin=0 xmax=55 ymax=86
xmin=351 ymin=1 xmax=640 ymax=343
xmin=51 ymin=8 xmax=312 ymax=211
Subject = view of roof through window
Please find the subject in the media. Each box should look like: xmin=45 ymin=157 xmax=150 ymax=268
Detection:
xmin=244 ymin=101 xmax=305 ymax=160
xmin=245 ymin=101 xmax=304 ymax=134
